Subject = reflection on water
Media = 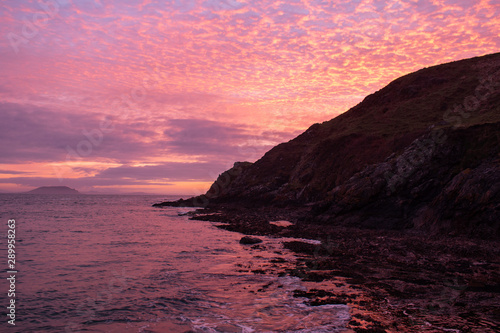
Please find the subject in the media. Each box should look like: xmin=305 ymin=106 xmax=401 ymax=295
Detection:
xmin=0 ymin=194 xmax=350 ymax=332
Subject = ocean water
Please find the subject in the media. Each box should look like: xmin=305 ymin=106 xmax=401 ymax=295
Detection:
xmin=0 ymin=194 xmax=350 ymax=332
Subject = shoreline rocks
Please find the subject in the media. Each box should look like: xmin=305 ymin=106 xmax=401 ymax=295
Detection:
xmin=187 ymin=207 xmax=500 ymax=332
xmin=239 ymin=236 xmax=263 ymax=245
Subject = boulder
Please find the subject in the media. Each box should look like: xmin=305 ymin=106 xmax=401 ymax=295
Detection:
xmin=239 ymin=236 xmax=263 ymax=245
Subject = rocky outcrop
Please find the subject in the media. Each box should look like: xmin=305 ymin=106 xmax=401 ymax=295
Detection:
xmin=239 ymin=236 xmax=263 ymax=245
xmin=154 ymin=52 xmax=500 ymax=238
xmin=153 ymin=162 xmax=253 ymax=207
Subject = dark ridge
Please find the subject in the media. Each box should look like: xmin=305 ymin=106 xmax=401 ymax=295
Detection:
xmin=154 ymin=52 xmax=500 ymax=238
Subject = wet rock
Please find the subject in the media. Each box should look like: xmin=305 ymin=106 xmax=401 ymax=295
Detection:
xmin=239 ymin=236 xmax=263 ymax=245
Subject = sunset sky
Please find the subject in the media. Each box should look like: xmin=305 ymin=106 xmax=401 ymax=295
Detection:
xmin=0 ymin=0 xmax=498 ymax=194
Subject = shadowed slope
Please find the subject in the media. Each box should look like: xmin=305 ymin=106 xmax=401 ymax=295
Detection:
xmin=155 ymin=52 xmax=500 ymax=237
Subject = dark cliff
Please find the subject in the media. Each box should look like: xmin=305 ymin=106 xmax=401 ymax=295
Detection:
xmin=155 ymin=52 xmax=500 ymax=237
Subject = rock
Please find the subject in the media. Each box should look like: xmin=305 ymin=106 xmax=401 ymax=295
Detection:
xmin=239 ymin=236 xmax=263 ymax=245
xmin=152 ymin=197 xmax=206 ymax=207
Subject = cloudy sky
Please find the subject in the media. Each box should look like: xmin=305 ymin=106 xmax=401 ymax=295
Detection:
xmin=0 ymin=0 xmax=498 ymax=194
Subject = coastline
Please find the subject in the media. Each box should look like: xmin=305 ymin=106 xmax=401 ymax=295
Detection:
xmin=188 ymin=206 xmax=500 ymax=333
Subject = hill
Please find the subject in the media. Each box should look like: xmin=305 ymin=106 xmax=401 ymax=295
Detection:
xmin=155 ymin=52 xmax=500 ymax=238
xmin=27 ymin=186 xmax=80 ymax=194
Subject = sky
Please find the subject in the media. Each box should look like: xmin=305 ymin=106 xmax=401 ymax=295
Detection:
xmin=0 ymin=0 xmax=498 ymax=195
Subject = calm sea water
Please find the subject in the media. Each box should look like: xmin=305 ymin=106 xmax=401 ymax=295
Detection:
xmin=0 ymin=194 xmax=349 ymax=332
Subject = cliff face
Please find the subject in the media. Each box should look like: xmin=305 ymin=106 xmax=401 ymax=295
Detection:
xmin=156 ymin=53 xmax=500 ymax=237
xmin=310 ymin=122 xmax=500 ymax=237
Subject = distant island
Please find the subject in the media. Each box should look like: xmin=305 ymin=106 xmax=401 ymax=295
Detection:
xmin=27 ymin=186 xmax=80 ymax=194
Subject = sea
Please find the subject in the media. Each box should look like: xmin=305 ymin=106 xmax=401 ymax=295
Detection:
xmin=0 ymin=194 xmax=350 ymax=332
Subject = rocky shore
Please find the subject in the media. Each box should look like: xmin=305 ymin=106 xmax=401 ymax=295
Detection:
xmin=186 ymin=206 xmax=500 ymax=333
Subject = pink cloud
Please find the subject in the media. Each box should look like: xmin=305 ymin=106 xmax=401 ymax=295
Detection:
xmin=0 ymin=0 xmax=498 ymax=192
